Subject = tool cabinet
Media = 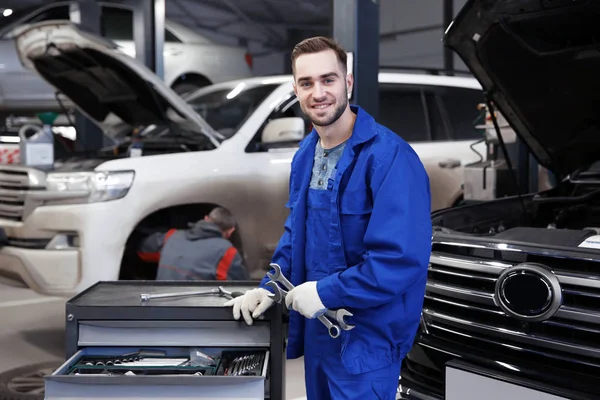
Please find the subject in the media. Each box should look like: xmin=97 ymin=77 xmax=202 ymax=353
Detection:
xmin=46 ymin=281 xmax=287 ymax=400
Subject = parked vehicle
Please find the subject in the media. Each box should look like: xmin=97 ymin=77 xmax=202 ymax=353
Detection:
xmin=0 ymin=20 xmax=486 ymax=297
xmin=399 ymin=1 xmax=600 ymax=399
xmin=0 ymin=1 xmax=253 ymax=112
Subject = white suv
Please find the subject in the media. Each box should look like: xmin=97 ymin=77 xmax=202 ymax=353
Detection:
xmin=0 ymin=21 xmax=486 ymax=296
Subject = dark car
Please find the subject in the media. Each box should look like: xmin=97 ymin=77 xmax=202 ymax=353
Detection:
xmin=399 ymin=1 xmax=600 ymax=399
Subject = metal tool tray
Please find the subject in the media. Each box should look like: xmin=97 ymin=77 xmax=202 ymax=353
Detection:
xmin=46 ymin=280 xmax=286 ymax=400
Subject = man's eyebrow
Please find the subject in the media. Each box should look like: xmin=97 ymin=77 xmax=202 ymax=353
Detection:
xmin=297 ymin=72 xmax=340 ymax=82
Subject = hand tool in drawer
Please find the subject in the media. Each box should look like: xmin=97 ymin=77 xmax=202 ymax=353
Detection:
xmin=140 ymin=286 xmax=244 ymax=302
xmin=72 ymin=367 xmax=211 ymax=376
xmin=223 ymin=352 xmax=265 ymax=376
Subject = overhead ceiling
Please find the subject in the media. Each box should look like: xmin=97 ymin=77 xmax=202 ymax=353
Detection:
xmin=0 ymin=0 xmax=332 ymax=52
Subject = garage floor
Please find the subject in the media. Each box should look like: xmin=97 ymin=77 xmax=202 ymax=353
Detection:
xmin=0 ymin=281 xmax=308 ymax=399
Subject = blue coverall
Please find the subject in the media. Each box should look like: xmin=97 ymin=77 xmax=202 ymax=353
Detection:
xmin=260 ymin=105 xmax=432 ymax=399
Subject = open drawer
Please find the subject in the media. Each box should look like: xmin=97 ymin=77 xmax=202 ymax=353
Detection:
xmin=45 ymin=346 xmax=270 ymax=399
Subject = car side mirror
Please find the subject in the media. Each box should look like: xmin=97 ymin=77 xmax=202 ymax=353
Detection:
xmin=261 ymin=117 xmax=305 ymax=145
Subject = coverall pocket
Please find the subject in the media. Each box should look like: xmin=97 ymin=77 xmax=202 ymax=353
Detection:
xmin=339 ymin=189 xmax=373 ymax=265
xmin=339 ymin=188 xmax=373 ymax=215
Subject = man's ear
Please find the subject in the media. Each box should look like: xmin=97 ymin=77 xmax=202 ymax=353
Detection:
xmin=292 ymin=81 xmax=298 ymax=97
xmin=346 ymin=73 xmax=354 ymax=97
xmin=225 ymin=227 xmax=236 ymax=238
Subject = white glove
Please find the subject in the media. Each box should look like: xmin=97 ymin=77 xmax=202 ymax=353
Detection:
xmin=223 ymin=288 xmax=274 ymax=326
xmin=285 ymin=281 xmax=327 ymax=319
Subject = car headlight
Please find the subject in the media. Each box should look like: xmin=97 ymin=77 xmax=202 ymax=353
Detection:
xmin=42 ymin=170 xmax=135 ymax=204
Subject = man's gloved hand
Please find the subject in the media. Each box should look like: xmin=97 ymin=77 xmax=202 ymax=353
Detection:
xmin=285 ymin=281 xmax=327 ymax=319
xmin=223 ymin=288 xmax=274 ymax=326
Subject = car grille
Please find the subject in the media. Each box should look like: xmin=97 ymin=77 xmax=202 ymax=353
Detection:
xmin=424 ymin=240 xmax=600 ymax=365
xmin=400 ymin=356 xmax=444 ymax=396
xmin=0 ymin=167 xmax=45 ymax=221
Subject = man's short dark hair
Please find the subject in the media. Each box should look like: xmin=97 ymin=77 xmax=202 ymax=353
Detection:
xmin=290 ymin=36 xmax=347 ymax=76
xmin=207 ymin=207 xmax=237 ymax=231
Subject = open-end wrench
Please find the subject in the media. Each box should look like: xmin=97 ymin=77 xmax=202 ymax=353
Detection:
xmin=265 ymin=267 xmax=341 ymax=338
xmin=267 ymin=280 xmax=345 ymax=323
xmin=140 ymin=286 xmax=243 ymax=302
xmin=267 ymin=263 xmax=355 ymax=330
xmin=325 ymin=309 xmax=355 ymax=331
xmin=266 ymin=263 xmax=294 ymax=292
xmin=265 ymin=280 xmax=287 ymax=303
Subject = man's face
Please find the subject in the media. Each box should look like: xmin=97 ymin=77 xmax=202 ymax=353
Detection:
xmin=293 ymin=50 xmax=352 ymax=127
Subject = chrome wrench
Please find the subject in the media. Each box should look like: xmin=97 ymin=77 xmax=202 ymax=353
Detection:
xmin=265 ymin=280 xmax=287 ymax=304
xmin=267 ymin=263 xmax=355 ymax=330
xmin=140 ymin=286 xmax=243 ymax=302
xmin=266 ymin=263 xmax=294 ymax=292
xmin=266 ymin=264 xmax=342 ymax=338
xmin=325 ymin=309 xmax=355 ymax=331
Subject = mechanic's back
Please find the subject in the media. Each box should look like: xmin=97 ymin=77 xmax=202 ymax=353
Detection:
xmin=138 ymin=207 xmax=249 ymax=281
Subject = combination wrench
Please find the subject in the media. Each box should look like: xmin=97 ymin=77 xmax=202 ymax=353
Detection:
xmin=265 ymin=281 xmax=354 ymax=331
xmin=266 ymin=263 xmax=354 ymax=337
xmin=140 ymin=286 xmax=243 ymax=302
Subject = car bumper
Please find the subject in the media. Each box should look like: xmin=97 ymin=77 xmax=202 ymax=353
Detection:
xmin=0 ymin=245 xmax=80 ymax=296
xmin=0 ymin=201 xmax=129 ymax=296
xmin=397 ymin=381 xmax=442 ymax=400
xmin=401 ymin=330 xmax=600 ymax=400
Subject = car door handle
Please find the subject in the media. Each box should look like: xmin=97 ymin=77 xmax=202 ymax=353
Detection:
xmin=167 ymin=49 xmax=182 ymax=56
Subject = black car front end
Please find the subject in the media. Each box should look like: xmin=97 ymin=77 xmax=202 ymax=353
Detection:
xmin=399 ymin=0 xmax=600 ymax=398
xmin=399 ymin=318 xmax=600 ymax=400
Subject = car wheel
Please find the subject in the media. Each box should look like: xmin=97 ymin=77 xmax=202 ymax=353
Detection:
xmin=0 ymin=361 xmax=61 ymax=400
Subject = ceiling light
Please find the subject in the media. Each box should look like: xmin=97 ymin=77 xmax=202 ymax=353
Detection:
xmin=2 ymin=9 xmax=13 ymax=17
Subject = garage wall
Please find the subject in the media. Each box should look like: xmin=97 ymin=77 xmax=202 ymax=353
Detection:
xmin=249 ymin=0 xmax=469 ymax=77
xmin=379 ymin=0 xmax=468 ymax=71
xmin=251 ymin=48 xmax=287 ymax=77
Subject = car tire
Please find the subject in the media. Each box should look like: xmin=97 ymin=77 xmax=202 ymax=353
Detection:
xmin=0 ymin=361 xmax=61 ymax=400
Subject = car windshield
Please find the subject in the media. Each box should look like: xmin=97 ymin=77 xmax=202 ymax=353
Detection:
xmin=185 ymin=83 xmax=280 ymax=139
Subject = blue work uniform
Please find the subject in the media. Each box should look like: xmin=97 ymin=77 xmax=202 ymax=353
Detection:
xmin=260 ymin=105 xmax=432 ymax=399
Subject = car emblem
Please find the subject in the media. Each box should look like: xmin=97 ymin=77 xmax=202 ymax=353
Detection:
xmin=494 ymin=263 xmax=562 ymax=322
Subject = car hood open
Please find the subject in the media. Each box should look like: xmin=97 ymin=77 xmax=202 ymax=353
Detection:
xmin=13 ymin=20 xmax=221 ymax=146
xmin=444 ymin=0 xmax=600 ymax=179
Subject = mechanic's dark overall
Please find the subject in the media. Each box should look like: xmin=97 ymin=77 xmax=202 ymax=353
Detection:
xmin=138 ymin=220 xmax=248 ymax=281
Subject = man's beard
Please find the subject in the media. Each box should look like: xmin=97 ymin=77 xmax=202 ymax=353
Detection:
xmin=304 ymin=90 xmax=348 ymax=127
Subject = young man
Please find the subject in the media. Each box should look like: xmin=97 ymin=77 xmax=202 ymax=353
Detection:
xmin=224 ymin=37 xmax=432 ymax=399
xmin=138 ymin=207 xmax=248 ymax=281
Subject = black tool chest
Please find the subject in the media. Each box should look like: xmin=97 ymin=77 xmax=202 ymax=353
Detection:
xmin=45 ymin=281 xmax=287 ymax=400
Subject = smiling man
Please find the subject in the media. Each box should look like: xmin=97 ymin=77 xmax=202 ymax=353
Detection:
xmin=225 ymin=36 xmax=433 ymax=399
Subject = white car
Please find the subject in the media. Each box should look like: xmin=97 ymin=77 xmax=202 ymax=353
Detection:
xmin=0 ymin=21 xmax=486 ymax=297
xmin=0 ymin=1 xmax=253 ymax=112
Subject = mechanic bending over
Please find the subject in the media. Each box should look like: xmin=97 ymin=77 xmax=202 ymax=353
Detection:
xmin=225 ymin=36 xmax=432 ymax=399
xmin=137 ymin=207 xmax=249 ymax=281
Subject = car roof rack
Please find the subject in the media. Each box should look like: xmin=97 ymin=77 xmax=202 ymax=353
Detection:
xmin=379 ymin=65 xmax=473 ymax=77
